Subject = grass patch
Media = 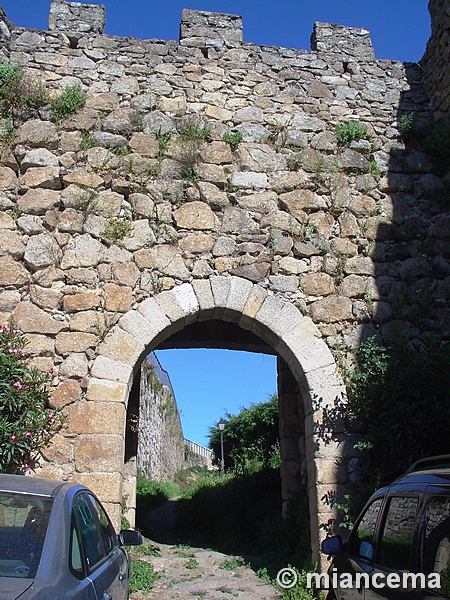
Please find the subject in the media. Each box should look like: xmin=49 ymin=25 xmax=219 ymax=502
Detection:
xmin=129 ymin=559 xmax=160 ymax=594
xmin=219 ymin=557 xmax=245 ymax=570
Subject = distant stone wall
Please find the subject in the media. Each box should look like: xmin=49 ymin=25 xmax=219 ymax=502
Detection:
xmin=137 ymin=354 xmax=185 ymax=481
xmin=421 ymin=0 xmax=450 ymax=119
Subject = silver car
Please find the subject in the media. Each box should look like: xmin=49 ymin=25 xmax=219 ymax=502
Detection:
xmin=0 ymin=474 xmax=142 ymax=599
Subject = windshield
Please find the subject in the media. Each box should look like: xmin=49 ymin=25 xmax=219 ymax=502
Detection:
xmin=0 ymin=492 xmax=53 ymax=579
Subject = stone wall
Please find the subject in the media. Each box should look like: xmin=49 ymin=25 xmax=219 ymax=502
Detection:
xmin=421 ymin=0 xmax=450 ymax=119
xmin=137 ymin=353 xmax=185 ymax=481
xmin=0 ymin=0 xmax=448 ymax=566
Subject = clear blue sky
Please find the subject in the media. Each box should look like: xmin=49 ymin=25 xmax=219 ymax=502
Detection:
xmin=3 ymin=0 xmax=430 ymax=62
xmin=156 ymin=349 xmax=277 ymax=448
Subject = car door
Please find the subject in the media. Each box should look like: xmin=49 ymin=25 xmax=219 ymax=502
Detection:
xmin=86 ymin=493 xmax=130 ymax=599
xmin=365 ymin=495 xmax=420 ymax=600
xmin=414 ymin=492 xmax=450 ymax=600
xmin=72 ymin=492 xmax=124 ymax=600
xmin=332 ymin=497 xmax=385 ymax=600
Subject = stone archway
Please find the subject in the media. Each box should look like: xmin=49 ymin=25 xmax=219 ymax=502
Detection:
xmin=79 ymin=275 xmax=347 ymax=563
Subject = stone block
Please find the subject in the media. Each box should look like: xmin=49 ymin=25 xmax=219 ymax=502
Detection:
xmin=50 ymin=379 xmax=81 ymax=409
xmin=91 ymin=355 xmax=133 ymax=384
xmin=14 ymin=301 xmax=63 ymax=334
xmin=74 ymin=434 xmax=124 ymax=472
xmin=137 ymin=297 xmax=171 ymax=340
xmin=69 ymin=401 xmax=126 ymax=436
xmin=59 ymin=353 xmax=89 ymax=379
xmin=239 ymin=284 xmax=267 ymax=330
xmin=98 ymin=328 xmax=144 ymax=366
xmin=63 ymin=291 xmax=101 ymax=312
xmin=172 ymin=283 xmax=199 ymax=324
xmin=119 ymin=310 xmax=161 ymax=346
xmin=55 ymin=332 xmax=97 ymax=354
xmin=86 ymin=378 xmax=128 ymax=404
xmin=103 ymin=283 xmax=132 ymax=313
xmin=192 ymin=279 xmax=215 ymax=320
xmin=223 ymin=276 xmax=253 ymax=322
xmin=72 ymin=473 xmax=123 ymax=504
xmin=154 ymin=290 xmax=185 ymax=327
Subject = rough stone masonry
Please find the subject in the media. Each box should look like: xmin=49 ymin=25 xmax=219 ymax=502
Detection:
xmin=0 ymin=0 xmax=448 ymax=567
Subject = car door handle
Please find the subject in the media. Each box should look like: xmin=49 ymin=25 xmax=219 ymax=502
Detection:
xmin=102 ymin=594 xmax=112 ymax=600
xmin=118 ymin=571 xmax=127 ymax=582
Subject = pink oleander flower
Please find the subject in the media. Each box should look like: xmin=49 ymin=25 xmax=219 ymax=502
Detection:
xmin=48 ymin=411 xmax=54 ymax=420
xmin=23 ymin=431 xmax=31 ymax=438
xmin=10 ymin=435 xmax=18 ymax=443
xmin=22 ymin=464 xmax=32 ymax=474
xmin=12 ymin=381 xmax=23 ymax=389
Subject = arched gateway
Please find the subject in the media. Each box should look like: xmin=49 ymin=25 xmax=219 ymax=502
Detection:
xmin=61 ymin=275 xmax=347 ymax=564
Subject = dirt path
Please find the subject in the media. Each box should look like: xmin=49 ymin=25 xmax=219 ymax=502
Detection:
xmin=130 ymin=500 xmax=282 ymax=599
xmin=129 ymin=540 xmax=282 ymax=599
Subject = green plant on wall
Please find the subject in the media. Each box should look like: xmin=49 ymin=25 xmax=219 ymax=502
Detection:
xmin=223 ymin=130 xmax=243 ymax=152
xmin=102 ymin=217 xmax=133 ymax=245
xmin=51 ymin=84 xmax=86 ymax=123
xmin=334 ymin=120 xmax=369 ymax=145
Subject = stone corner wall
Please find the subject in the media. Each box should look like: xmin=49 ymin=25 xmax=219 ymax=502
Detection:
xmin=421 ymin=0 xmax=450 ymax=120
xmin=180 ymin=9 xmax=243 ymax=50
xmin=311 ymin=21 xmax=375 ymax=61
xmin=137 ymin=354 xmax=185 ymax=482
xmin=48 ymin=0 xmax=106 ymax=35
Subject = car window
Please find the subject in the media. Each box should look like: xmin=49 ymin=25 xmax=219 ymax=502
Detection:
xmin=424 ymin=496 xmax=450 ymax=596
xmin=69 ymin=521 xmax=84 ymax=578
xmin=86 ymin=494 xmax=117 ymax=555
xmin=73 ymin=494 xmax=107 ymax=571
xmin=378 ymin=496 xmax=418 ymax=572
xmin=350 ymin=498 xmax=383 ymax=557
xmin=0 ymin=492 xmax=52 ymax=579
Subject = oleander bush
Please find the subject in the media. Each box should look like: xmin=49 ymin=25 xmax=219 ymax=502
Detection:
xmin=0 ymin=320 xmax=63 ymax=473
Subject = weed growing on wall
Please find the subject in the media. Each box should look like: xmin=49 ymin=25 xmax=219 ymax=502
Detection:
xmin=0 ymin=321 xmax=63 ymax=473
xmin=334 ymin=120 xmax=369 ymax=145
xmin=223 ymin=130 xmax=243 ymax=152
xmin=51 ymin=84 xmax=86 ymax=123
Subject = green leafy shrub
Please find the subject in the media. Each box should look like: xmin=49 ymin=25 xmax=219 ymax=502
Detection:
xmin=397 ymin=113 xmax=415 ymax=138
xmin=156 ymin=128 xmax=173 ymax=159
xmin=0 ymin=321 xmax=63 ymax=473
xmin=208 ymin=394 xmax=279 ymax=473
xmin=0 ymin=116 xmax=15 ymax=146
xmin=0 ymin=61 xmax=47 ymax=119
xmin=334 ymin=334 xmax=450 ymax=506
xmin=223 ymin=131 xmax=243 ymax=152
xmin=334 ymin=120 xmax=369 ymax=145
xmin=51 ymin=84 xmax=86 ymax=123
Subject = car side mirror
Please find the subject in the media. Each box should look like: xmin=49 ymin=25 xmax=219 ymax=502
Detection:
xmin=322 ymin=535 xmax=343 ymax=555
xmin=119 ymin=529 xmax=143 ymax=546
